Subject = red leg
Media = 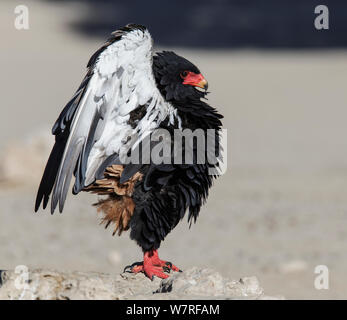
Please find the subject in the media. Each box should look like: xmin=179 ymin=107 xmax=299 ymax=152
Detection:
xmin=124 ymin=249 xmax=182 ymax=280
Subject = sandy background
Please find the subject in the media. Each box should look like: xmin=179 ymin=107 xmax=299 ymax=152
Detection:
xmin=1 ymin=0 xmax=347 ymax=299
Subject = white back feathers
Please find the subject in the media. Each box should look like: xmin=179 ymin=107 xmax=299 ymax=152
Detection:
xmin=46 ymin=25 xmax=179 ymax=213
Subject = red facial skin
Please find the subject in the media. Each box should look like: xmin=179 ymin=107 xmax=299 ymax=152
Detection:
xmin=181 ymin=71 xmax=208 ymax=89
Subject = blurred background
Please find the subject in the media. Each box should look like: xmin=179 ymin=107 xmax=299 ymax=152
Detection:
xmin=1 ymin=0 xmax=347 ymax=299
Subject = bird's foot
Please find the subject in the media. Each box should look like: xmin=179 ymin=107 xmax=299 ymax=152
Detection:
xmin=123 ymin=249 xmax=182 ymax=280
xmin=154 ymin=259 xmax=182 ymax=273
xmin=123 ymin=261 xmax=170 ymax=280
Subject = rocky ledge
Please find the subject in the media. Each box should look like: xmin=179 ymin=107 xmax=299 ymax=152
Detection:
xmin=0 ymin=267 xmax=282 ymax=300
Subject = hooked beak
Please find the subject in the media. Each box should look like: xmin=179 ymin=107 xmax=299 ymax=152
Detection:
xmin=183 ymin=72 xmax=208 ymax=90
xmin=196 ymin=77 xmax=208 ymax=90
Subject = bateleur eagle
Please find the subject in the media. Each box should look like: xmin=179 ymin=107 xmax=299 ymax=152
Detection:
xmin=35 ymin=24 xmax=223 ymax=280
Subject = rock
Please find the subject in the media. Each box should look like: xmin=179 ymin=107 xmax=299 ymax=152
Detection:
xmin=0 ymin=267 xmax=282 ymax=300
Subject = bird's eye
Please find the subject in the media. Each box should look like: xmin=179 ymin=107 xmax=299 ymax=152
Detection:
xmin=180 ymin=71 xmax=188 ymax=78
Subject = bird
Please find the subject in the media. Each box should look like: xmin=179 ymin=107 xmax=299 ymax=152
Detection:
xmin=35 ymin=24 xmax=223 ymax=280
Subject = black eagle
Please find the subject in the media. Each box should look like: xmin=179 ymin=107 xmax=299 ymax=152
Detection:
xmin=35 ymin=24 xmax=223 ymax=280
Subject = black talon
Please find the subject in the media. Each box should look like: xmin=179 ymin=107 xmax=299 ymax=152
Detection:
xmin=123 ymin=265 xmax=132 ymax=273
xmin=165 ymin=261 xmax=173 ymax=268
xmin=163 ymin=266 xmax=171 ymax=273
xmin=123 ymin=261 xmax=143 ymax=273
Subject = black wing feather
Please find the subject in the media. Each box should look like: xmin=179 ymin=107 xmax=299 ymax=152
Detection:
xmin=35 ymin=74 xmax=92 ymax=212
xmin=35 ymin=24 xmax=148 ymax=213
xmin=35 ymin=134 xmax=67 ymax=212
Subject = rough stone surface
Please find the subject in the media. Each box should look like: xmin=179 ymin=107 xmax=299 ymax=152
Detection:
xmin=0 ymin=267 xmax=282 ymax=300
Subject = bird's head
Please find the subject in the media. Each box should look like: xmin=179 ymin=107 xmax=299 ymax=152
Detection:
xmin=153 ymin=51 xmax=208 ymax=103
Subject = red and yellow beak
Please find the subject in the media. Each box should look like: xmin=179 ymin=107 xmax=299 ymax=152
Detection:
xmin=182 ymin=72 xmax=208 ymax=90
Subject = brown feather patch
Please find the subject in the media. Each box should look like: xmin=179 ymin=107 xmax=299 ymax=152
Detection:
xmin=84 ymin=164 xmax=142 ymax=196
xmin=83 ymin=165 xmax=142 ymax=235
xmin=95 ymin=195 xmax=135 ymax=235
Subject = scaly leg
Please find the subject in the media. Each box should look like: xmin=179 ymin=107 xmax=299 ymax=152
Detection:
xmin=124 ymin=249 xmax=182 ymax=280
